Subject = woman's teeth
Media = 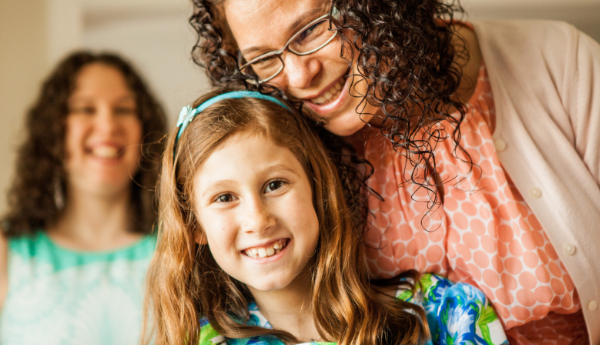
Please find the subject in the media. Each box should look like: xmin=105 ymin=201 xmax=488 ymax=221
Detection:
xmin=311 ymin=77 xmax=345 ymax=105
xmin=243 ymin=239 xmax=288 ymax=258
xmin=92 ymin=146 xmax=119 ymax=159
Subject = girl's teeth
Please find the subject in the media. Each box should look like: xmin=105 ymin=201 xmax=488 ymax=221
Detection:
xmin=314 ymin=96 xmax=325 ymax=104
xmin=244 ymin=239 xmax=287 ymax=258
xmin=335 ymin=82 xmax=342 ymax=91
xmin=324 ymin=91 xmax=332 ymax=100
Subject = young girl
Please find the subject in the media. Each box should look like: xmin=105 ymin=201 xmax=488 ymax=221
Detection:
xmin=146 ymin=89 xmax=507 ymax=345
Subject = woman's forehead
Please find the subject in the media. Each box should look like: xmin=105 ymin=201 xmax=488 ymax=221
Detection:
xmin=224 ymin=0 xmax=327 ymax=56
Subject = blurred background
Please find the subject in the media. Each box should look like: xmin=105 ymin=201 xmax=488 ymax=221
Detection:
xmin=0 ymin=0 xmax=599 ymax=214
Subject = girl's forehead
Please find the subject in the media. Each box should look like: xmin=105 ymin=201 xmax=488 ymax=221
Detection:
xmin=192 ymin=132 xmax=305 ymax=195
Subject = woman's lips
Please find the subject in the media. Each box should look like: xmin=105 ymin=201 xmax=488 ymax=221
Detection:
xmin=302 ymin=73 xmax=350 ymax=116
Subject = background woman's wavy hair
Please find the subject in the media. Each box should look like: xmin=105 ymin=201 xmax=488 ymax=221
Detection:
xmin=144 ymin=88 xmax=428 ymax=345
xmin=2 ymin=51 xmax=167 ymax=236
xmin=189 ymin=0 xmax=473 ymax=224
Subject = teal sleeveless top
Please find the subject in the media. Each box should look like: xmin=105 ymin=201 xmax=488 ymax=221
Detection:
xmin=0 ymin=231 xmax=156 ymax=345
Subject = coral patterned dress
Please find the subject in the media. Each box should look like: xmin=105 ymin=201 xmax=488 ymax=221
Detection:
xmin=350 ymin=63 xmax=589 ymax=344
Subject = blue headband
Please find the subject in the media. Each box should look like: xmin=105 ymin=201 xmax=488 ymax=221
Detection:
xmin=173 ymin=91 xmax=292 ymax=158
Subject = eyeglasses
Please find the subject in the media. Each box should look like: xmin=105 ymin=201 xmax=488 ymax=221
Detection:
xmin=238 ymin=8 xmax=339 ymax=85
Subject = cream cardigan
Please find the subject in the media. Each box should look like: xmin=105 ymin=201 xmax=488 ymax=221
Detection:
xmin=473 ymin=20 xmax=600 ymax=344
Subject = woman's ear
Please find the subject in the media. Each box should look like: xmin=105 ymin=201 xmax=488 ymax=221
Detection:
xmin=194 ymin=230 xmax=208 ymax=245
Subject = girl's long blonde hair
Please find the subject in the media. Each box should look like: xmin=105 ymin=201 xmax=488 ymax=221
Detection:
xmin=144 ymin=89 xmax=428 ymax=345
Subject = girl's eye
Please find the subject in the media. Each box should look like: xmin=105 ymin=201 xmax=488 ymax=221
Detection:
xmin=264 ymin=180 xmax=285 ymax=193
xmin=215 ymin=194 xmax=234 ymax=203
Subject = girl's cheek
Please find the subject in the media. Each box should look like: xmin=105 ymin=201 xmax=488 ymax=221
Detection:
xmin=202 ymin=213 xmax=237 ymax=244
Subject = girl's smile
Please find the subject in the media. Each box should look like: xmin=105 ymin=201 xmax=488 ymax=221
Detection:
xmin=193 ymin=132 xmax=319 ymax=292
xmin=241 ymin=238 xmax=290 ymax=260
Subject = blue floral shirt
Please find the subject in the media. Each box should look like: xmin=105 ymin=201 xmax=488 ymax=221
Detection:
xmin=198 ymin=274 xmax=508 ymax=345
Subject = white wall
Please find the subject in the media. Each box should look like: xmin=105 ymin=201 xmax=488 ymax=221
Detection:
xmin=81 ymin=4 xmax=209 ymax=119
xmin=0 ymin=0 xmax=599 ymax=215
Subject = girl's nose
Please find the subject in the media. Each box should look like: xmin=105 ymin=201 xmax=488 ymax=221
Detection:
xmin=282 ymin=53 xmax=320 ymax=90
xmin=242 ymin=198 xmax=276 ymax=235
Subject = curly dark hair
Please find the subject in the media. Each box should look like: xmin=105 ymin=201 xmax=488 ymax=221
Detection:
xmin=189 ymin=0 xmax=473 ymax=225
xmin=2 ymin=51 xmax=167 ymax=237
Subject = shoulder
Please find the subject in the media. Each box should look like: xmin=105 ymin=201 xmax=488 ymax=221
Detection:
xmin=398 ymin=274 xmax=508 ymax=345
xmin=472 ymin=20 xmax=581 ymax=75
xmin=198 ymin=317 xmax=227 ymax=345
xmin=198 ymin=305 xmax=278 ymax=345
xmin=472 ymin=19 xmax=579 ymax=46
xmin=0 ymin=228 xmax=8 ymax=310
xmin=472 ymin=20 xmax=581 ymax=69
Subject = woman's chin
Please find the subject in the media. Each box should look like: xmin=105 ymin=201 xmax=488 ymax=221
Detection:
xmin=323 ymin=114 xmax=371 ymax=137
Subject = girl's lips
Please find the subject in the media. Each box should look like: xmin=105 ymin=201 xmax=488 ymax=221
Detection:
xmin=242 ymin=239 xmax=291 ymax=264
xmin=302 ymin=74 xmax=350 ymax=116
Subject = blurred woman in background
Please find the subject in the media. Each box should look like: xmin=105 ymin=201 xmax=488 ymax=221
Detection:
xmin=0 ymin=51 xmax=166 ymax=345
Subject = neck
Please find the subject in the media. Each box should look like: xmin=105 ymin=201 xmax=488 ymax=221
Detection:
xmin=49 ymin=184 xmax=141 ymax=251
xmin=248 ymin=270 xmax=322 ymax=342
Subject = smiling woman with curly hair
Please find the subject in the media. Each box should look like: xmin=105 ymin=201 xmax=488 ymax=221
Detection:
xmin=188 ymin=0 xmax=600 ymax=343
xmin=0 ymin=51 xmax=166 ymax=345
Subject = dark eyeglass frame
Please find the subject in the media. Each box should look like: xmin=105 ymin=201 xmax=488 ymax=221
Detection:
xmin=238 ymin=10 xmax=339 ymax=85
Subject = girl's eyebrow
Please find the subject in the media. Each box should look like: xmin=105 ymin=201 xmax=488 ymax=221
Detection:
xmin=199 ymin=163 xmax=299 ymax=199
xmin=240 ymin=7 xmax=324 ymax=57
xmin=201 ymin=180 xmax=235 ymax=199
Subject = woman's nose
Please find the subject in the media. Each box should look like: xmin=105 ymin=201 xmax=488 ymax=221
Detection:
xmin=94 ymin=105 xmax=119 ymax=134
xmin=242 ymin=197 xmax=276 ymax=235
xmin=282 ymin=53 xmax=320 ymax=90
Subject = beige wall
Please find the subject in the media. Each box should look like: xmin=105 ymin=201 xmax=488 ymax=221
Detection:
xmin=0 ymin=0 xmax=49 ymax=215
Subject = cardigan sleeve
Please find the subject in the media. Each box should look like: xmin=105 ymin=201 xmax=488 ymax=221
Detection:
xmin=564 ymin=29 xmax=600 ymax=186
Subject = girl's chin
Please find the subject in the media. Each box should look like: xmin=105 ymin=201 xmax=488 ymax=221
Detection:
xmin=246 ymin=279 xmax=293 ymax=293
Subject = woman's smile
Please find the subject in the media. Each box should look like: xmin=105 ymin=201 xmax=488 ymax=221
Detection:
xmin=225 ymin=0 xmax=378 ymax=137
xmin=302 ymin=71 xmax=349 ymax=113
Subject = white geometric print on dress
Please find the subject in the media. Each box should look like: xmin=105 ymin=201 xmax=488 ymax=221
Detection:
xmin=71 ymin=279 xmax=140 ymax=345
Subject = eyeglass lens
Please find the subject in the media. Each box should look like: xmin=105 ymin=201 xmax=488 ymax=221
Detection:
xmin=241 ymin=17 xmax=336 ymax=82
